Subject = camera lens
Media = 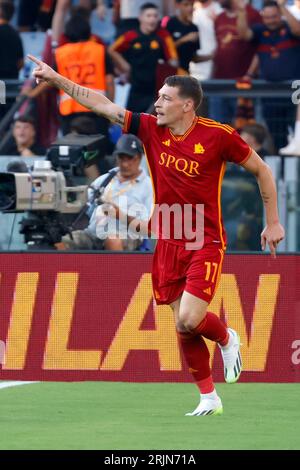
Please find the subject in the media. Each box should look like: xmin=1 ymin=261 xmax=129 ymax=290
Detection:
xmin=0 ymin=173 xmax=17 ymax=211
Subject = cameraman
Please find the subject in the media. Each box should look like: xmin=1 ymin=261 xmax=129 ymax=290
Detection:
xmin=59 ymin=134 xmax=153 ymax=251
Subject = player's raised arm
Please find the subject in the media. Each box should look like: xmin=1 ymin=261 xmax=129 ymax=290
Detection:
xmin=241 ymin=150 xmax=285 ymax=258
xmin=27 ymin=54 xmax=127 ymax=127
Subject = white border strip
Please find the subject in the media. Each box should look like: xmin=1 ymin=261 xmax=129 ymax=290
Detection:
xmin=0 ymin=381 xmax=39 ymax=390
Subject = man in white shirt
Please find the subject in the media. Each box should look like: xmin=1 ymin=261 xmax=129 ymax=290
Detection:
xmin=279 ymin=0 xmax=300 ymax=155
xmin=190 ymin=0 xmax=223 ymax=80
xmin=59 ymin=134 xmax=153 ymax=250
xmin=117 ymin=0 xmax=175 ymax=34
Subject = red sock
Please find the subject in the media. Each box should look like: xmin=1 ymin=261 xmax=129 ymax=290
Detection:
xmin=177 ymin=331 xmax=215 ymax=393
xmin=193 ymin=312 xmax=229 ymax=345
xmin=197 ymin=376 xmax=215 ymax=394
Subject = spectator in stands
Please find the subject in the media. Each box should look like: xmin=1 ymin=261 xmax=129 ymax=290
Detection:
xmin=18 ymin=0 xmax=92 ymax=32
xmin=51 ymin=0 xmax=113 ymax=45
xmin=279 ymin=0 xmax=300 ymax=155
xmin=17 ymin=0 xmax=57 ymax=32
xmin=227 ymin=119 xmax=267 ymax=247
xmin=4 ymin=115 xmax=46 ymax=157
xmin=108 ymin=2 xmax=178 ymax=113
xmin=237 ymin=0 xmax=300 ymax=149
xmin=21 ymin=4 xmax=112 ymax=148
xmin=214 ymin=0 xmax=261 ymax=79
xmin=240 ymin=123 xmax=269 ymax=159
xmin=0 ymin=0 xmax=24 ymax=129
xmin=190 ymin=0 xmax=223 ymax=81
xmin=209 ymin=0 xmax=261 ymax=123
xmin=54 ymin=14 xmax=115 ymax=142
xmin=59 ymin=134 xmax=153 ymax=251
xmin=237 ymin=0 xmax=300 ymax=81
xmin=163 ymin=0 xmax=200 ymax=74
xmin=114 ymin=0 xmax=175 ymax=36
xmin=57 ymin=5 xmax=107 ymax=46
xmin=90 ymin=0 xmax=116 ymax=45
xmin=0 ymin=1 xmax=24 ymax=79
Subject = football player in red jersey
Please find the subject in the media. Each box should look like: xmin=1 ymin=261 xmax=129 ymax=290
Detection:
xmin=28 ymin=54 xmax=285 ymax=416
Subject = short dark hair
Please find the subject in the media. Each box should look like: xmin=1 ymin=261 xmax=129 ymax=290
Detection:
xmin=241 ymin=123 xmax=268 ymax=145
xmin=140 ymin=2 xmax=159 ymax=12
xmin=163 ymin=75 xmax=203 ymax=110
xmin=64 ymin=15 xmax=91 ymax=42
xmin=262 ymin=1 xmax=280 ymax=9
xmin=14 ymin=115 xmax=36 ymax=127
xmin=0 ymin=1 xmax=14 ymax=21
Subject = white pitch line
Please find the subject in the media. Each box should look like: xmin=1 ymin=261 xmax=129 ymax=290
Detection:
xmin=0 ymin=381 xmax=39 ymax=390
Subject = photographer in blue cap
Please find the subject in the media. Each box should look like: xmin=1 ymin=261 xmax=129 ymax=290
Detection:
xmin=58 ymin=134 xmax=153 ymax=251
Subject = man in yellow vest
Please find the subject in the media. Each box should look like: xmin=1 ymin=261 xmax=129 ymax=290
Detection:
xmin=55 ymin=13 xmax=115 ymax=148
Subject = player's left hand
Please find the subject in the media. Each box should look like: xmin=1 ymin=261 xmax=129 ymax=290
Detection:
xmin=261 ymin=222 xmax=285 ymax=258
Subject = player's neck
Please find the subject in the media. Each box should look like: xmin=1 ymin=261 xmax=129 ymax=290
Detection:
xmin=168 ymin=114 xmax=196 ymax=136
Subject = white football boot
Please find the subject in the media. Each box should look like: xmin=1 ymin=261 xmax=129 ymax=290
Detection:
xmin=219 ymin=328 xmax=242 ymax=384
xmin=185 ymin=397 xmax=223 ymax=416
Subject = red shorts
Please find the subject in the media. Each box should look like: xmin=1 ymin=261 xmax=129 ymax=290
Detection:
xmin=152 ymin=239 xmax=225 ymax=305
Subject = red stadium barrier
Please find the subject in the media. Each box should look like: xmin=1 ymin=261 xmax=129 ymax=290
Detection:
xmin=0 ymin=253 xmax=299 ymax=382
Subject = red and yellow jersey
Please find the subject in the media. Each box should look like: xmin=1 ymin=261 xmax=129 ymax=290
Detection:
xmin=110 ymin=28 xmax=177 ymax=62
xmin=110 ymin=29 xmax=178 ymax=92
xmin=123 ymin=112 xmax=252 ymax=249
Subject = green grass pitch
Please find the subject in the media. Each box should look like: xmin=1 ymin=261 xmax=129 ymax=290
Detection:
xmin=0 ymin=382 xmax=299 ymax=450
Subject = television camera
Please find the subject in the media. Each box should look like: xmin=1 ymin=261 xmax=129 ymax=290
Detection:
xmin=0 ymin=133 xmax=107 ymax=249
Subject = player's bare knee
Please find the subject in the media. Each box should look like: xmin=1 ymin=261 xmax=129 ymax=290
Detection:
xmin=177 ymin=312 xmax=197 ymax=332
xmin=175 ymin=321 xmax=187 ymax=333
xmin=178 ymin=308 xmax=207 ymax=332
xmin=175 ymin=310 xmax=192 ymax=332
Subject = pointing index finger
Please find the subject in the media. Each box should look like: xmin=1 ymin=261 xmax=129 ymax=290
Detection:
xmin=269 ymin=240 xmax=276 ymax=259
xmin=27 ymin=54 xmax=42 ymax=66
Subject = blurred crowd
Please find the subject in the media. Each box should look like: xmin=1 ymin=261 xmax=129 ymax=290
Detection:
xmin=0 ymin=0 xmax=300 ymax=251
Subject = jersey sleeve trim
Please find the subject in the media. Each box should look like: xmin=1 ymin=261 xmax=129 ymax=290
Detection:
xmin=123 ymin=110 xmax=132 ymax=133
xmin=239 ymin=147 xmax=252 ymax=165
xmin=123 ymin=111 xmax=141 ymax=135
xmin=157 ymin=28 xmax=178 ymax=60
xmin=110 ymin=31 xmax=138 ymax=53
